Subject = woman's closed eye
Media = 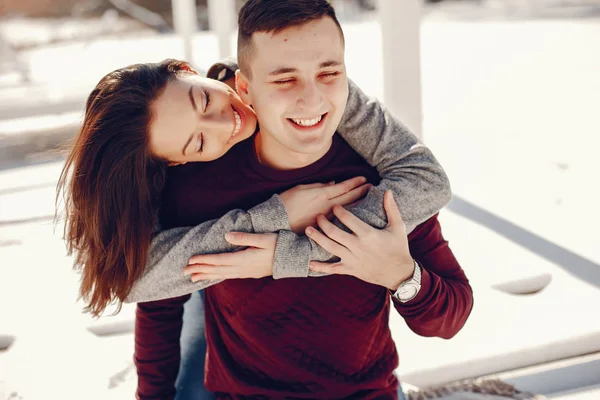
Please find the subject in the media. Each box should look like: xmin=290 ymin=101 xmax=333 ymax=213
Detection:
xmin=196 ymin=133 xmax=204 ymax=153
xmin=203 ymin=89 xmax=211 ymax=112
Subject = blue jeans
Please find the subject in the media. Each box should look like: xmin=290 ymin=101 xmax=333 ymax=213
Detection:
xmin=174 ymin=290 xmax=407 ymax=400
xmin=175 ymin=290 xmax=215 ymax=400
xmin=397 ymin=383 xmax=407 ymax=400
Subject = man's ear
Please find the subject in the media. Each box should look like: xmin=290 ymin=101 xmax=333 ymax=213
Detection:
xmin=235 ymin=70 xmax=252 ymax=106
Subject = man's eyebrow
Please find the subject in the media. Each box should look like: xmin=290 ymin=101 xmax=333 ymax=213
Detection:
xmin=268 ymin=61 xmax=343 ymax=76
xmin=319 ymin=60 xmax=343 ymax=69
xmin=188 ymin=86 xmax=197 ymax=111
xmin=182 ymin=133 xmax=194 ymax=156
xmin=268 ymin=67 xmax=297 ymax=76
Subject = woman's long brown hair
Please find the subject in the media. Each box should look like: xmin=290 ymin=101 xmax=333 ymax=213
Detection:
xmin=56 ymin=59 xmax=194 ymax=316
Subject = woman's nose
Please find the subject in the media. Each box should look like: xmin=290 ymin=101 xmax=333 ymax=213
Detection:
xmin=202 ymin=108 xmax=233 ymax=133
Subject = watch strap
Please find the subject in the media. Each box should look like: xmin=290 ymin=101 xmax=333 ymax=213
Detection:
xmin=392 ymin=260 xmax=422 ymax=303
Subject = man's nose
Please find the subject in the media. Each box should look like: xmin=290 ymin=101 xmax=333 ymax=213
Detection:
xmin=297 ymin=81 xmax=324 ymax=111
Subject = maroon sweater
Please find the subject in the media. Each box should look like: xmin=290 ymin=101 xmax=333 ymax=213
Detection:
xmin=134 ymin=134 xmax=473 ymax=399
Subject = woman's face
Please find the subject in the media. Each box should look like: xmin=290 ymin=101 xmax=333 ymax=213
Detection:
xmin=149 ymin=74 xmax=257 ymax=163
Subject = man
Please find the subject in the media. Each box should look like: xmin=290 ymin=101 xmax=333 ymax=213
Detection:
xmin=133 ymin=1 xmax=472 ymax=399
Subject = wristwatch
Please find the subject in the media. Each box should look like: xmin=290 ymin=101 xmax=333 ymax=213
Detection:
xmin=392 ymin=260 xmax=422 ymax=303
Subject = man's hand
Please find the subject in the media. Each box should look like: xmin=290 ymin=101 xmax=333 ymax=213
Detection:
xmin=306 ymin=190 xmax=415 ymax=291
xmin=184 ymin=232 xmax=277 ymax=282
xmin=279 ymin=177 xmax=371 ymax=234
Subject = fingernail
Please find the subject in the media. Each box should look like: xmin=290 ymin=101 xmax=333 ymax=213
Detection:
xmin=306 ymin=227 xmax=314 ymax=235
xmin=329 ymin=180 xmax=335 ymax=185
xmin=225 ymin=232 xmax=234 ymax=241
xmin=183 ymin=270 xmax=190 ymax=276
xmin=360 ymin=176 xmax=367 ymax=183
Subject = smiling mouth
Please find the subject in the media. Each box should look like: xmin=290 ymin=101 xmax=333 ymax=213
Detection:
xmin=230 ymin=107 xmax=242 ymax=140
xmin=288 ymin=113 xmax=327 ymax=129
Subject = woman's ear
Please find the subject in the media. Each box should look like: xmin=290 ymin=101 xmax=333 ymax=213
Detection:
xmin=235 ymin=70 xmax=252 ymax=106
xmin=180 ymin=63 xmax=198 ymax=75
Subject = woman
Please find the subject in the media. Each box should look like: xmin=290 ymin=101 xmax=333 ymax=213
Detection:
xmin=57 ymin=58 xmax=450 ymax=314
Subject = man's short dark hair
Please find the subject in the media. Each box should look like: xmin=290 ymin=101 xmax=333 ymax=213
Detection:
xmin=237 ymin=0 xmax=344 ymax=77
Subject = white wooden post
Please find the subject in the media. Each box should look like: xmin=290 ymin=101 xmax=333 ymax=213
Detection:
xmin=207 ymin=0 xmax=237 ymax=60
xmin=379 ymin=0 xmax=423 ymax=140
xmin=171 ymin=0 xmax=197 ymax=62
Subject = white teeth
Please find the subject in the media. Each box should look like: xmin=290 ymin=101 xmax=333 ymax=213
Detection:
xmin=232 ymin=110 xmax=241 ymax=137
xmin=291 ymin=115 xmax=323 ymax=127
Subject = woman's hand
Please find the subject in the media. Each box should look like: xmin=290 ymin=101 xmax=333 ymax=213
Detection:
xmin=279 ymin=177 xmax=371 ymax=234
xmin=184 ymin=232 xmax=277 ymax=282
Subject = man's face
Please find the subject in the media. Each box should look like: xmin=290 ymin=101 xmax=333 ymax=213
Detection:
xmin=237 ymin=17 xmax=348 ymax=159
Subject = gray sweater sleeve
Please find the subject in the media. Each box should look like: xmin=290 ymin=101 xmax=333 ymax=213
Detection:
xmin=125 ymin=196 xmax=290 ymax=303
xmin=126 ymin=64 xmax=451 ymax=302
xmin=272 ymin=79 xmax=452 ymax=278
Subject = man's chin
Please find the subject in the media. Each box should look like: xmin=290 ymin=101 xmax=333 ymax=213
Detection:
xmin=287 ymin=122 xmax=333 ymax=141
xmin=288 ymin=133 xmax=334 ymax=155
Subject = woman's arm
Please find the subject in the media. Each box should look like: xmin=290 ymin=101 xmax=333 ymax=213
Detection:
xmin=208 ymin=59 xmax=452 ymax=232
xmin=339 ymin=78 xmax=451 ymax=232
xmin=296 ymin=78 xmax=452 ymax=271
xmin=128 ymin=62 xmax=452 ymax=301
xmin=271 ymin=78 xmax=453 ymax=277
xmin=206 ymin=60 xmax=451 ymax=277
xmin=126 ymin=179 xmax=369 ymax=303
xmin=125 ymin=196 xmax=287 ymax=303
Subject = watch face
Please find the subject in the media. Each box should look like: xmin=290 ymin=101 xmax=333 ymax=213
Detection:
xmin=397 ymin=283 xmax=418 ymax=300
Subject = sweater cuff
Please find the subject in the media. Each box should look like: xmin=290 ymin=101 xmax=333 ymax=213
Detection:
xmin=247 ymin=194 xmax=290 ymax=233
xmin=273 ymin=231 xmax=311 ymax=279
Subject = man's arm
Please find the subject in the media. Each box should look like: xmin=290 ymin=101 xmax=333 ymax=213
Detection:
xmin=392 ymin=215 xmax=473 ymax=339
xmin=134 ymin=295 xmax=189 ymax=400
xmin=307 ymin=192 xmax=473 ymax=339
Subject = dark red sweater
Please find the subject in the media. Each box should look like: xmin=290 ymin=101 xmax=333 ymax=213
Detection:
xmin=134 ymin=134 xmax=473 ymax=399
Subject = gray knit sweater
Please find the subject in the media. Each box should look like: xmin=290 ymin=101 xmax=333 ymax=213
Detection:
xmin=125 ymin=61 xmax=451 ymax=303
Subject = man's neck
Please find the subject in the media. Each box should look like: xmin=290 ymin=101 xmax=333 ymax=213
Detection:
xmin=254 ymin=131 xmax=333 ymax=170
